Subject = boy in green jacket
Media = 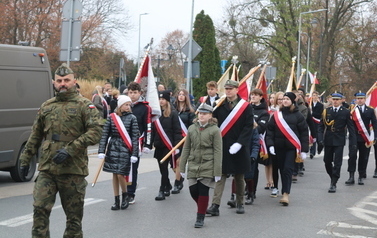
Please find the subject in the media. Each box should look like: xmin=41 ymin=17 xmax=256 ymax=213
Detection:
xmin=180 ymin=104 xmax=222 ymax=228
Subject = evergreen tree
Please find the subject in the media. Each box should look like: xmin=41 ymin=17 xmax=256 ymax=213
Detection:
xmin=192 ymin=10 xmax=222 ymax=99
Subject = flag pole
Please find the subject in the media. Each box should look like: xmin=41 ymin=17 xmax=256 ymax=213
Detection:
xmin=286 ymin=56 xmax=297 ymax=92
xmin=239 ymin=64 xmax=261 ymax=86
xmin=159 ymin=137 xmax=187 ymax=164
xmin=366 ymin=81 xmax=377 ymax=96
xmin=134 ymin=38 xmax=153 ymax=82
xmin=296 ymin=68 xmax=306 ymax=90
xmin=255 ymin=64 xmax=268 ymax=89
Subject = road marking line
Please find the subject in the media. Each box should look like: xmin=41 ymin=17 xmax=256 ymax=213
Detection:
xmin=317 ymin=229 xmax=373 ymax=238
xmin=0 ymin=198 xmax=105 ymax=228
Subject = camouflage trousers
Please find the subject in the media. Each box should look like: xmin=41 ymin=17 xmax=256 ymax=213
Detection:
xmin=32 ymin=172 xmax=87 ymax=238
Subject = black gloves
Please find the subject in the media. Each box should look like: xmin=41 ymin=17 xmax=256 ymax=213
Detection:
xmin=20 ymin=166 xmax=29 ymax=177
xmin=52 ymin=148 xmax=70 ymax=164
xmin=317 ymin=141 xmax=324 ymax=154
xmin=250 ymin=157 xmax=256 ymax=164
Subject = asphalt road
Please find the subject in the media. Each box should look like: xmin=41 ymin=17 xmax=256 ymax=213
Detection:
xmin=1 ymin=145 xmax=377 ymax=238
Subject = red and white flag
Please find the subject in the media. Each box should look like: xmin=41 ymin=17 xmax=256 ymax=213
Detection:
xmin=238 ymin=72 xmax=254 ymax=100
xmin=366 ymin=82 xmax=377 ymax=109
xmin=134 ymin=55 xmax=161 ymax=121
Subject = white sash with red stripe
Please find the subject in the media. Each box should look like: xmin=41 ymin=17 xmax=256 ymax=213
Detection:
xmin=352 ymin=108 xmax=374 ymax=147
xmin=154 ymin=119 xmax=177 ymax=167
xmin=220 ymin=99 xmax=249 ymax=137
xmin=110 ymin=113 xmax=133 ymax=151
xmin=312 ymin=117 xmax=320 ymax=124
xmin=274 ymin=111 xmax=302 ymax=156
xmin=92 ymin=94 xmax=109 ymax=117
xmin=178 ymin=117 xmax=188 ymax=137
xmin=259 ymin=132 xmax=268 ymax=159
xmin=110 ymin=113 xmax=134 ymax=183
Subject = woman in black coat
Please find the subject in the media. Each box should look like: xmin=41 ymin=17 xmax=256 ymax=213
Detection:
xmin=172 ymin=89 xmax=196 ymax=193
xmin=152 ymin=91 xmax=183 ymax=201
xmin=265 ymin=92 xmax=309 ymax=206
xmin=98 ymin=95 xmax=140 ymax=210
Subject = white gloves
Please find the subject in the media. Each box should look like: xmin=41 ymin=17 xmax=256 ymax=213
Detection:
xmin=175 ymin=149 xmax=180 ymax=154
xmin=98 ymin=153 xmax=105 ymax=159
xmin=269 ymin=146 xmax=276 ymax=155
xmin=142 ymin=147 xmax=151 ymax=154
xmin=229 ymin=142 xmax=242 ymax=154
xmin=215 ymin=176 xmax=221 ymax=182
xmin=180 ymin=172 xmax=185 ymax=178
xmin=131 ymin=156 xmax=138 ymax=163
xmin=300 ymin=152 xmax=307 ymax=160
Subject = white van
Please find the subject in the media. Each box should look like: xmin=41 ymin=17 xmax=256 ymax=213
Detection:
xmin=0 ymin=44 xmax=53 ymax=181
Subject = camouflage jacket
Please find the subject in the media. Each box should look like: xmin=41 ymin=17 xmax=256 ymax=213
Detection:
xmin=20 ymin=88 xmax=103 ymax=176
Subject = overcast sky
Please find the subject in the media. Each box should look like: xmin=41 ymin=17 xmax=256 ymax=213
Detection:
xmin=121 ymin=0 xmax=228 ymax=60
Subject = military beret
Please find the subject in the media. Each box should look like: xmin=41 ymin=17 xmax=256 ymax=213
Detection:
xmin=354 ymin=92 xmax=366 ymax=98
xmin=331 ymin=93 xmax=343 ymax=99
xmin=224 ymin=80 xmax=239 ymax=88
xmin=197 ymin=104 xmax=213 ymax=113
xmin=55 ymin=63 xmax=74 ymax=76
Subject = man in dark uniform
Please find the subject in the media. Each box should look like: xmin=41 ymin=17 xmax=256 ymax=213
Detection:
xmin=345 ymin=92 xmax=377 ymax=185
xmin=206 ymin=80 xmax=254 ymax=215
xmin=318 ymin=92 xmax=356 ymax=193
xmin=310 ymin=91 xmax=324 ymax=158
xmin=20 ymin=63 xmax=103 ymax=237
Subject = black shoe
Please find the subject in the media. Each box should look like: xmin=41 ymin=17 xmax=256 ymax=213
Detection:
xmin=236 ymin=204 xmax=245 ymax=214
xmin=171 ymin=180 xmax=180 ymax=194
xmin=206 ymin=204 xmax=219 ymax=216
xmin=164 ymin=183 xmax=172 ymax=197
xmin=373 ymin=171 xmax=377 ymax=178
xmin=177 ymin=177 xmax=184 ymax=190
xmin=245 ymin=195 xmax=254 ymax=205
xmin=310 ymin=153 xmax=314 ymax=159
xmin=111 ymin=195 xmax=120 ymax=210
xmin=194 ymin=213 xmax=205 ymax=228
xmin=358 ymin=177 xmax=364 ymax=185
xmin=155 ymin=191 xmax=165 ymax=201
xmin=227 ymin=194 xmax=236 ymax=208
xmin=328 ymin=184 xmax=336 ymax=193
xmin=345 ymin=172 xmax=355 ymax=185
xmin=121 ymin=192 xmax=129 ymax=210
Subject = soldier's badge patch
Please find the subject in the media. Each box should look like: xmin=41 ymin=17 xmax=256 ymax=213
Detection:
xmin=68 ymin=108 xmax=77 ymax=115
xmin=89 ymin=104 xmax=96 ymax=109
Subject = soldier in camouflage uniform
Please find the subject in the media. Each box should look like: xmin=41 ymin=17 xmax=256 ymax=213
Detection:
xmin=20 ymin=63 xmax=103 ymax=238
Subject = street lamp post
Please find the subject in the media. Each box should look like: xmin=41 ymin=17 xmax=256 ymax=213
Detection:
xmin=156 ymin=44 xmax=176 ymax=82
xmin=297 ymin=9 xmax=327 ymax=84
xmin=301 ymin=32 xmax=311 ymax=92
xmin=137 ymin=13 xmax=149 ymax=69
xmin=311 ymin=18 xmax=324 ymax=78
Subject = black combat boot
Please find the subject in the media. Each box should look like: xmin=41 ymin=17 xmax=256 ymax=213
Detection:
xmin=345 ymin=172 xmax=355 ymax=185
xmin=171 ymin=180 xmax=180 ymax=194
xmin=121 ymin=192 xmax=129 ymax=210
xmin=164 ymin=183 xmax=172 ymax=197
xmin=245 ymin=193 xmax=254 ymax=205
xmin=227 ymin=193 xmax=236 ymax=208
xmin=236 ymin=203 xmax=245 ymax=214
xmin=328 ymin=183 xmax=336 ymax=193
xmin=155 ymin=190 xmax=165 ymax=201
xmin=177 ymin=177 xmax=184 ymax=190
xmin=194 ymin=213 xmax=205 ymax=228
xmin=206 ymin=204 xmax=219 ymax=216
xmin=358 ymin=176 xmax=364 ymax=185
xmin=111 ymin=195 xmax=120 ymax=210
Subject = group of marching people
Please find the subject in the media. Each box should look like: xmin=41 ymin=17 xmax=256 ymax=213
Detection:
xmin=97 ymin=77 xmax=377 ymax=229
